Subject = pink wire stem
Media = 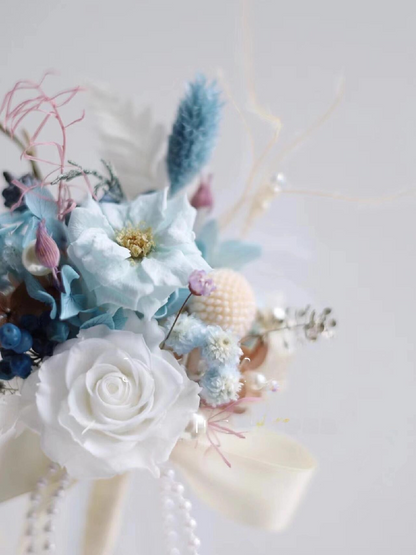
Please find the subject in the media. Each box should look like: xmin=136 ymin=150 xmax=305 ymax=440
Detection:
xmin=203 ymin=397 xmax=261 ymax=467
xmin=0 ymin=73 xmax=88 ymax=219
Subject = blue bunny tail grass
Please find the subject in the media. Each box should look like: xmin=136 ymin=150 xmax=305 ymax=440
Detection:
xmin=167 ymin=75 xmax=222 ymax=195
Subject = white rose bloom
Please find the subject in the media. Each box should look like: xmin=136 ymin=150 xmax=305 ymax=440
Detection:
xmin=22 ymin=321 xmax=200 ymax=479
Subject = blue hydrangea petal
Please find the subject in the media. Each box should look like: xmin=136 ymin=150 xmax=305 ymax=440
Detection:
xmin=25 ymin=186 xmax=57 ymax=221
xmin=112 ymin=308 xmax=128 ymax=330
xmin=24 ymin=272 xmax=57 ymax=319
xmin=212 ymin=240 xmax=262 ymax=270
xmin=80 ymin=313 xmax=115 ymax=330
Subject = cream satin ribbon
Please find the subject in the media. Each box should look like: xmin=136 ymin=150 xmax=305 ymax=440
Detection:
xmin=172 ymin=427 xmax=317 ymax=531
xmin=0 ymin=428 xmax=317 ymax=553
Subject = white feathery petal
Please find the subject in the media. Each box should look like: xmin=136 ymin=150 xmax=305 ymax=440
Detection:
xmin=88 ymin=82 xmax=168 ymax=199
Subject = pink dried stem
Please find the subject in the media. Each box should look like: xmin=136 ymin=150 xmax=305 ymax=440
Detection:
xmin=203 ymin=397 xmax=260 ymax=467
xmin=0 ymin=74 xmax=86 ymax=219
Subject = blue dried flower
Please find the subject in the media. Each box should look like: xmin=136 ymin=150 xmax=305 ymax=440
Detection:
xmin=167 ymin=75 xmax=222 ymax=194
xmin=2 ymin=172 xmax=30 ymax=212
xmin=200 ymin=364 xmax=242 ymax=407
xmin=164 ymin=313 xmax=207 ymax=355
xmin=201 ymin=325 xmax=242 ymax=366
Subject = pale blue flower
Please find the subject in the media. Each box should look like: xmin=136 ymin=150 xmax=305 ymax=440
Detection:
xmin=164 ymin=313 xmax=207 ymax=355
xmin=67 ymin=189 xmax=210 ymax=318
xmin=0 ymin=213 xmax=28 ymax=285
xmin=201 ymin=326 xmax=242 ymax=366
xmin=200 ymin=364 xmax=242 ymax=407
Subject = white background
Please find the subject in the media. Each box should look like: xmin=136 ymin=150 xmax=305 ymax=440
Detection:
xmin=0 ymin=0 xmax=416 ymax=553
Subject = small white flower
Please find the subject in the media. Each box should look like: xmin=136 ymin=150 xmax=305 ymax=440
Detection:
xmin=200 ymin=365 xmax=242 ymax=407
xmin=164 ymin=314 xmax=206 ymax=355
xmin=21 ymin=321 xmax=200 ymax=479
xmin=202 ymin=326 xmax=242 ymax=366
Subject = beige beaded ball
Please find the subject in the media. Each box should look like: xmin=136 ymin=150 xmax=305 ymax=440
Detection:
xmin=189 ymin=269 xmax=256 ymax=338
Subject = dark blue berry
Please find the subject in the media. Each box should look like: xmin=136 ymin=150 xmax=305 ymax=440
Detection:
xmin=10 ymin=354 xmax=32 ymax=379
xmin=39 ymin=312 xmax=52 ymax=328
xmin=0 ymin=323 xmax=22 ymax=349
xmin=32 ymin=338 xmax=55 ymax=358
xmin=19 ymin=315 xmax=40 ymax=333
xmin=13 ymin=330 xmax=33 ymax=354
xmin=46 ymin=321 xmax=69 ymax=343
xmin=0 ymin=349 xmax=15 ymax=362
xmin=0 ymin=360 xmax=14 ymax=381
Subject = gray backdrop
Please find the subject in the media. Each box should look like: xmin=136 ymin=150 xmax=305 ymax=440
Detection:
xmin=0 ymin=0 xmax=415 ymax=553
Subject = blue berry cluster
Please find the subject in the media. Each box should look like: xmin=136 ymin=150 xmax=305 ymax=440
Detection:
xmin=21 ymin=312 xmax=69 ymax=358
xmin=1 ymin=171 xmax=32 ymax=212
xmin=0 ymin=323 xmax=33 ymax=379
xmin=0 ymin=313 xmax=70 ymax=381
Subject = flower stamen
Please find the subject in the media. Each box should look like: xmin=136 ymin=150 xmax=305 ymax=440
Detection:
xmin=116 ymin=225 xmax=155 ymax=259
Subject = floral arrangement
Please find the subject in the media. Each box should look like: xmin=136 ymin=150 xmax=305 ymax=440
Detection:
xmin=0 ymin=74 xmax=335 ymax=554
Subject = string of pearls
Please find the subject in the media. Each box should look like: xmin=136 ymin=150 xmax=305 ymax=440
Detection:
xmin=23 ymin=463 xmax=70 ymax=554
xmin=160 ymin=467 xmax=201 ymax=555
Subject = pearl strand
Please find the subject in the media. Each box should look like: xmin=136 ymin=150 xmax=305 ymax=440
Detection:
xmin=160 ymin=468 xmax=201 ymax=555
xmin=23 ymin=463 xmax=70 ymax=554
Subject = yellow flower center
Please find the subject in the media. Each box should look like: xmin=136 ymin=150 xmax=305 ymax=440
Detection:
xmin=115 ymin=225 xmax=155 ymax=259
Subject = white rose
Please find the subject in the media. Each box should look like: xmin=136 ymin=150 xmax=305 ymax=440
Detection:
xmin=23 ymin=321 xmax=200 ymax=479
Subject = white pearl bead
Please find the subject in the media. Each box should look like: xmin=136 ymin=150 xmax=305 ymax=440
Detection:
xmin=245 ymin=370 xmax=267 ymax=391
xmin=179 ymin=499 xmax=192 ymax=512
xmin=53 ymin=487 xmax=65 ymax=498
xmin=22 ymin=240 xmax=52 ymax=277
xmin=184 ymin=413 xmax=207 ymax=439
xmin=26 ymin=510 xmax=36 ymax=520
xmin=49 ymin=463 xmax=60 ymax=474
xmin=25 ymin=525 xmax=34 ymax=537
xmin=44 ymin=521 xmax=55 ymax=533
xmin=43 ymin=539 xmax=56 ymax=551
xmin=172 ymin=483 xmax=185 ymax=496
xmin=47 ymin=504 xmax=58 ymax=515
xmin=185 ymin=518 xmax=197 ymax=529
xmin=161 ymin=468 xmax=175 ymax=480
xmin=188 ymin=535 xmax=201 ymax=548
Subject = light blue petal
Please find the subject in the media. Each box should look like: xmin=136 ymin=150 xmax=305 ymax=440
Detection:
xmin=44 ymin=219 xmax=67 ymax=249
xmin=22 ymin=216 xmax=39 ymax=247
xmin=196 ymin=219 xmax=219 ymax=263
xmin=154 ymin=288 xmax=189 ymax=320
xmin=112 ymin=308 xmax=128 ymax=330
xmin=25 ymin=186 xmax=58 ymax=220
xmin=60 ymin=293 xmax=87 ymax=321
xmin=24 ymin=272 xmax=57 ymax=319
xmin=212 ymin=240 xmax=262 ymax=270
xmin=60 ymin=265 xmax=87 ymax=320
xmin=67 ymin=196 xmax=114 ymax=243
xmin=154 ymin=193 xmax=196 ymax=242
xmin=80 ymin=313 xmax=115 ymax=330
xmin=61 ymin=264 xmax=80 ymax=293
xmin=68 ymin=228 xmax=130 ymax=284
xmin=127 ymin=189 xmax=167 ymax=227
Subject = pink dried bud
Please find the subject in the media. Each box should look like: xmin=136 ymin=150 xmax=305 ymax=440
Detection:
xmin=35 ymin=219 xmax=60 ymax=269
xmin=190 ymin=175 xmax=213 ymax=210
xmin=188 ymin=269 xmax=216 ymax=297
